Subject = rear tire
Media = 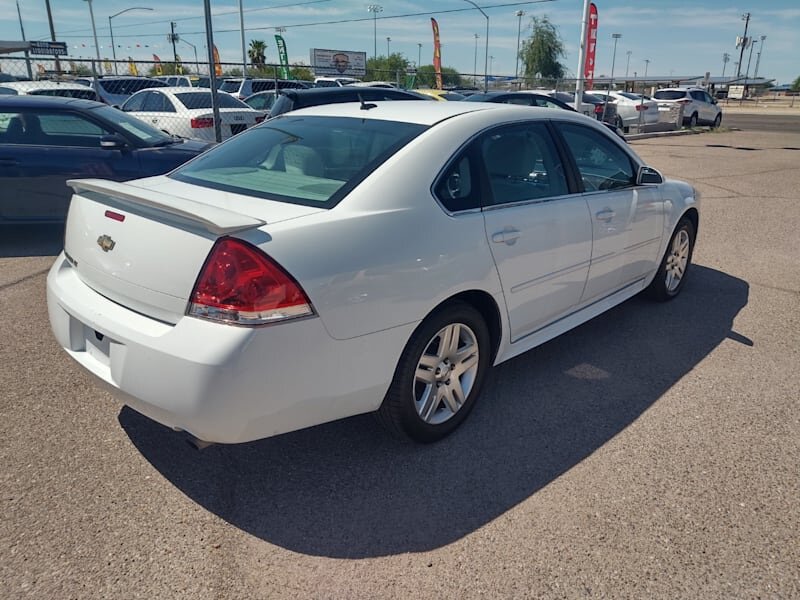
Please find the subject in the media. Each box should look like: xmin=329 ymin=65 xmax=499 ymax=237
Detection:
xmin=645 ymin=217 xmax=696 ymax=302
xmin=377 ymin=301 xmax=491 ymax=443
xmin=688 ymin=112 xmax=698 ymax=128
xmin=713 ymin=113 xmax=722 ymax=128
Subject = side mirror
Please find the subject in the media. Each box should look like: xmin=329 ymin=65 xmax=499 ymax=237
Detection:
xmin=637 ymin=165 xmax=663 ymax=185
xmin=100 ymin=134 xmax=127 ymax=150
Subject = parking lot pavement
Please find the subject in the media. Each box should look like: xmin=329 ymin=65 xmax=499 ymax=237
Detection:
xmin=1 ymin=129 xmax=799 ymax=598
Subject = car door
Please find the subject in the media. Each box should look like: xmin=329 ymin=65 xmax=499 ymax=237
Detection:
xmin=477 ymin=122 xmax=593 ymax=342
xmin=0 ymin=109 xmax=142 ymax=222
xmin=557 ymin=122 xmax=664 ymax=302
xmin=140 ymin=91 xmax=176 ymax=132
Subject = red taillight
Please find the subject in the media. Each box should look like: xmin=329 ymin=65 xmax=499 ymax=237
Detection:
xmin=190 ymin=117 xmax=214 ymax=128
xmin=188 ymin=237 xmax=314 ymax=326
xmin=255 ymin=115 xmax=265 ymax=123
xmin=635 ymin=104 xmax=647 ymax=111
xmin=677 ymin=99 xmax=692 ymax=105
xmin=594 ymin=104 xmax=604 ymax=114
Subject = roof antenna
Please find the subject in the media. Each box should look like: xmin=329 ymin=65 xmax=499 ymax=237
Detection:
xmin=358 ymin=93 xmax=377 ymax=110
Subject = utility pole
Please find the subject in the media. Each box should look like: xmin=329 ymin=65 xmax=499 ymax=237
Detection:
xmin=722 ymin=52 xmax=730 ymax=78
xmin=44 ymin=0 xmax=61 ymax=74
xmin=170 ymin=22 xmax=179 ymax=67
xmin=16 ymin=0 xmax=33 ymax=79
xmin=514 ymin=10 xmax=525 ymax=82
xmin=736 ymin=12 xmax=750 ymax=79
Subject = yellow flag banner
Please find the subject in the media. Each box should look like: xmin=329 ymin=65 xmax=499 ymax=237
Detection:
xmin=213 ymin=45 xmax=222 ymax=77
xmin=153 ymin=54 xmax=163 ymax=76
xmin=128 ymin=57 xmax=138 ymax=76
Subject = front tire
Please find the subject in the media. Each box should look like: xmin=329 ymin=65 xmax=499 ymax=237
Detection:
xmin=688 ymin=112 xmax=699 ymax=128
xmin=713 ymin=113 xmax=722 ymax=128
xmin=377 ymin=302 xmax=491 ymax=442
xmin=645 ymin=217 xmax=696 ymax=301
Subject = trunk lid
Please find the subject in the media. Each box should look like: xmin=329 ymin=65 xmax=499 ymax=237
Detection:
xmin=63 ymin=178 xmax=320 ymax=324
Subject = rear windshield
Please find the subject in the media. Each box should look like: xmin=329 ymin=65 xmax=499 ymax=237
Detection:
xmin=654 ymin=90 xmax=687 ymax=100
xmin=170 ymin=116 xmax=427 ymax=208
xmin=617 ymin=92 xmax=641 ymax=101
xmin=29 ymin=88 xmax=99 ymax=100
xmin=98 ymin=79 xmax=167 ymax=95
xmin=219 ymin=80 xmax=243 ymax=93
xmin=174 ymin=92 xmax=249 ymax=109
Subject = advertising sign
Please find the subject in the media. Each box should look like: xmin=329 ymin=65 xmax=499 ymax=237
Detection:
xmin=583 ymin=3 xmax=598 ymax=89
xmin=275 ymin=35 xmax=290 ymax=79
xmin=28 ymin=41 xmax=67 ymax=56
xmin=431 ymin=18 xmax=443 ymax=90
xmin=310 ymin=49 xmax=366 ymax=77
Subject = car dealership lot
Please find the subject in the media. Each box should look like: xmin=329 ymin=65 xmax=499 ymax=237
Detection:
xmin=1 ymin=127 xmax=798 ymax=598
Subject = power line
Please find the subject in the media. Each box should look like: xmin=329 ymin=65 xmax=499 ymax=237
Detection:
xmin=48 ymin=0 xmax=554 ymax=40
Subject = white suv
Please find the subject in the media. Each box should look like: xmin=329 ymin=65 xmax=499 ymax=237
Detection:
xmin=653 ymin=87 xmax=722 ymax=128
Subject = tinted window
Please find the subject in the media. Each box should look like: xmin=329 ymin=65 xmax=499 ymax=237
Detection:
xmin=0 ymin=87 xmax=18 ymax=95
xmin=98 ymin=79 xmax=167 ymax=95
xmin=170 ymin=116 xmax=427 ymax=207
xmin=481 ymin=124 xmax=568 ymax=206
xmin=29 ymin=88 xmax=100 ymax=101
xmin=690 ymin=90 xmax=705 ymax=101
xmin=174 ymin=92 xmax=249 ymax=109
xmin=91 ymin=105 xmax=173 ymax=145
xmin=654 ymin=90 xmax=687 ymax=100
xmin=245 ymin=93 xmax=276 ymax=111
xmin=434 ymin=154 xmax=477 ymax=211
xmin=617 ymin=92 xmax=641 ymax=101
xmin=0 ymin=111 xmax=112 ymax=147
xmin=142 ymin=92 xmax=175 ymax=112
xmin=560 ymin=123 xmax=635 ymax=191
xmin=121 ymin=92 xmax=146 ymax=112
xmin=219 ymin=80 xmax=243 ymax=93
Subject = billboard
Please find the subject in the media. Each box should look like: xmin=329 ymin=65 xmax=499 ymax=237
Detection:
xmin=310 ymin=49 xmax=367 ymax=77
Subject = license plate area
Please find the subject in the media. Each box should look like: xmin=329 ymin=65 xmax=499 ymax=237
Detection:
xmin=85 ymin=326 xmax=113 ymax=368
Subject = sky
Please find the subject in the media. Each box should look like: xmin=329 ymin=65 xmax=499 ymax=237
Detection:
xmin=3 ymin=0 xmax=798 ymax=85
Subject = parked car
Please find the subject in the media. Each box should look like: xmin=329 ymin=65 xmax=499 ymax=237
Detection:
xmin=242 ymin=90 xmax=278 ymax=114
xmin=75 ymin=76 xmax=169 ymax=106
xmin=589 ymin=90 xmax=659 ymax=129
xmin=653 ymin=87 xmax=722 ymax=127
xmin=0 ymin=96 xmax=210 ymax=224
xmin=314 ymin=76 xmax=361 ymax=87
xmin=219 ymin=78 xmax=309 ymax=100
xmin=47 ymin=101 xmax=699 ymax=446
xmin=153 ymin=75 xmax=193 ymax=87
xmin=120 ymin=87 xmax=265 ymax=141
xmin=0 ymin=80 xmax=101 ymax=101
xmin=268 ymin=86 xmax=432 ymax=118
xmin=415 ymin=89 xmax=466 ymax=101
xmin=545 ymin=90 xmax=619 ymax=126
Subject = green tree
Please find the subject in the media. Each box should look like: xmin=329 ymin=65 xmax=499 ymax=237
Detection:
xmin=792 ymin=75 xmax=800 ymax=91
xmin=289 ymin=63 xmax=313 ymax=82
xmin=415 ymin=65 xmax=466 ymax=88
xmin=519 ymin=15 xmax=566 ymax=80
xmin=365 ymin=53 xmax=411 ymax=84
xmin=248 ymin=40 xmax=267 ymax=68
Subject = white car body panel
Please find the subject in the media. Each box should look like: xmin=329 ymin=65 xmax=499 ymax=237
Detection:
xmin=47 ymin=101 xmax=700 ymax=444
xmin=590 ymin=91 xmax=659 ymax=127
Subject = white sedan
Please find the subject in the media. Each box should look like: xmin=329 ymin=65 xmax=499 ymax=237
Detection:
xmin=590 ymin=90 xmax=659 ymax=129
xmin=119 ymin=87 xmax=265 ymax=141
xmin=47 ymin=101 xmax=699 ymax=445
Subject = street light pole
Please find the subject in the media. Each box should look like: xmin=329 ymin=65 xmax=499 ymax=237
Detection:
xmin=239 ymin=0 xmax=247 ymax=77
xmin=754 ymin=35 xmax=766 ymax=78
xmin=514 ymin=10 xmax=525 ymax=82
xmin=418 ymin=43 xmax=422 ymax=68
xmin=625 ymin=50 xmax=632 ymax=78
xmin=367 ymin=5 xmax=383 ymax=60
xmin=386 ymin=36 xmax=391 ymax=57
xmin=181 ymin=38 xmax=199 ymax=75
xmin=84 ymin=0 xmax=102 ymax=70
xmin=473 ymin=33 xmax=479 ymax=86
xmin=721 ymin=52 xmax=730 ymax=78
xmin=109 ymin=7 xmax=153 ymax=76
xmin=463 ymin=0 xmax=489 ymax=92
xmin=603 ymin=33 xmax=621 ymax=122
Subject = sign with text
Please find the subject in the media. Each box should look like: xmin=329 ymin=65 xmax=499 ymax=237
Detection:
xmin=28 ymin=41 xmax=68 ymax=57
xmin=310 ymin=49 xmax=366 ymax=77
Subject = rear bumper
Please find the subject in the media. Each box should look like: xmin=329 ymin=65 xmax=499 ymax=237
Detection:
xmin=47 ymin=253 xmax=410 ymax=443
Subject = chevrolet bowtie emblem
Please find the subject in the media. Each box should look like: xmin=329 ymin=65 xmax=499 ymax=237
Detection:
xmin=97 ymin=235 xmax=116 ymax=252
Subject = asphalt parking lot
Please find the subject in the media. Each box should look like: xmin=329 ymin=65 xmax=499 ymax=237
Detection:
xmin=1 ymin=124 xmax=799 ymax=598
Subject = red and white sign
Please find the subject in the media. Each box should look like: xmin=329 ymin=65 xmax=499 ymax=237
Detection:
xmin=583 ymin=3 xmax=598 ymax=89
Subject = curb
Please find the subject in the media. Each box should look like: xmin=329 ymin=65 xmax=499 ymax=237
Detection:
xmin=625 ymin=128 xmax=710 ymax=141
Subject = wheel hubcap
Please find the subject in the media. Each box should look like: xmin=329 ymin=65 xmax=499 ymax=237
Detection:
xmin=665 ymin=229 xmax=690 ymax=293
xmin=414 ymin=323 xmax=479 ymax=425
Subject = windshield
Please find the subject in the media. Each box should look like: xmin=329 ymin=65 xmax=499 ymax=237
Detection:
xmin=174 ymin=92 xmax=249 ymax=109
xmin=98 ymin=79 xmax=167 ymax=95
xmin=90 ymin=105 xmax=173 ymax=146
xmin=654 ymin=90 xmax=687 ymax=100
xmin=617 ymin=92 xmax=642 ymax=101
xmin=170 ymin=116 xmax=427 ymax=208
xmin=219 ymin=80 xmax=243 ymax=93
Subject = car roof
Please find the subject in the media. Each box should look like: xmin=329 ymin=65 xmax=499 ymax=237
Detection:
xmin=281 ymin=86 xmax=417 ymax=99
xmin=278 ymin=99 xmax=596 ymax=126
xmin=0 ymin=95 xmax=105 ymax=109
xmin=0 ymin=81 xmax=90 ymax=91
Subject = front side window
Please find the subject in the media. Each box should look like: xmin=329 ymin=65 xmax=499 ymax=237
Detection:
xmin=0 ymin=110 xmax=112 ymax=146
xmin=559 ymin=123 xmax=635 ymax=191
xmin=170 ymin=116 xmax=427 ymax=207
xmin=480 ymin=123 xmax=568 ymax=206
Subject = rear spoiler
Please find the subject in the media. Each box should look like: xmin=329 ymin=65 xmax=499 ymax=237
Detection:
xmin=67 ymin=179 xmax=266 ymax=235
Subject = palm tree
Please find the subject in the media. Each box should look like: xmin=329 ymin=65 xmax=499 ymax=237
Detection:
xmin=248 ymin=40 xmax=267 ymax=68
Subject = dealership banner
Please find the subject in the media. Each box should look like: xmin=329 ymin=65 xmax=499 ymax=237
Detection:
xmin=213 ymin=45 xmax=222 ymax=77
xmin=431 ymin=18 xmax=442 ymax=90
xmin=583 ymin=3 xmax=598 ymax=89
xmin=310 ymin=48 xmax=366 ymax=77
xmin=153 ymin=54 xmax=163 ymax=76
xmin=274 ymin=35 xmax=290 ymax=79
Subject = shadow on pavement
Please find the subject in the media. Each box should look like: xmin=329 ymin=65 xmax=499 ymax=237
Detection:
xmin=120 ymin=265 xmax=749 ymax=558
xmin=0 ymin=224 xmax=64 ymax=258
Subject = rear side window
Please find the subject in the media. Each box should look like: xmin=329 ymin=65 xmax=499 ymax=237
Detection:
xmin=170 ymin=116 xmax=427 ymax=207
xmin=174 ymin=92 xmax=249 ymax=109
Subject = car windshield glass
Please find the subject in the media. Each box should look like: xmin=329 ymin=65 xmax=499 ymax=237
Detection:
xmin=654 ymin=90 xmax=686 ymax=100
xmin=583 ymin=93 xmax=604 ymax=103
xmin=98 ymin=79 xmax=166 ymax=95
xmin=219 ymin=80 xmax=242 ymax=92
xmin=29 ymin=89 xmax=99 ymax=100
xmin=170 ymin=116 xmax=427 ymax=208
xmin=174 ymin=92 xmax=249 ymax=109
xmin=618 ymin=92 xmax=641 ymax=101
xmin=90 ymin=105 xmax=173 ymax=145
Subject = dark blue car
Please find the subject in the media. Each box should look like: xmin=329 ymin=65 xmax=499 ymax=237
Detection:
xmin=0 ymin=96 xmax=211 ymax=224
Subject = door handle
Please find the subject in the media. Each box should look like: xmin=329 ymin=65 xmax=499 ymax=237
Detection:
xmin=595 ymin=208 xmax=616 ymax=222
xmin=492 ymin=227 xmax=521 ymax=246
